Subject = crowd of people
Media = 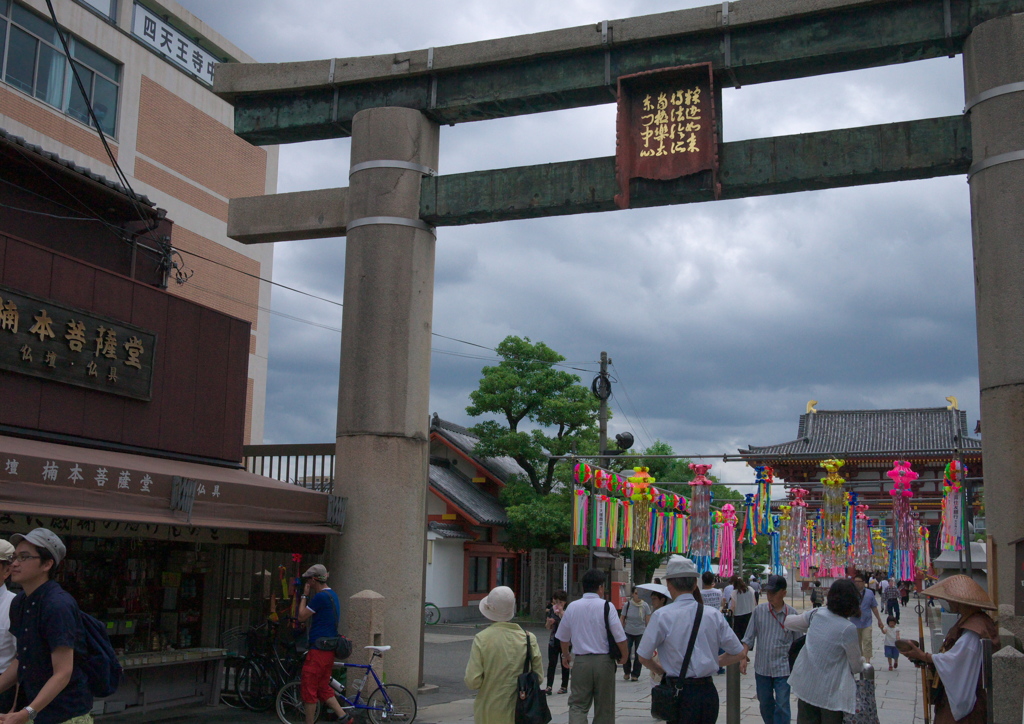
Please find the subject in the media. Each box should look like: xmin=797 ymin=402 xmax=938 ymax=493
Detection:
xmin=465 ymin=561 xmax=1000 ymax=724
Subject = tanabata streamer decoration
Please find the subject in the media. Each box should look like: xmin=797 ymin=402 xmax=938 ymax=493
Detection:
xmin=689 ymin=463 xmax=714 ymax=573
xmin=940 ymin=461 xmax=965 ymax=551
xmin=573 ymin=489 xmax=589 ymax=546
xmin=851 ymin=503 xmax=872 ymax=571
xmin=629 ymin=467 xmax=655 ymax=552
xmin=916 ymin=524 xmax=932 ymax=576
xmin=819 ymin=459 xmax=848 ymax=577
xmin=719 ymin=503 xmax=738 ymax=577
xmin=887 ymin=460 xmax=919 ymax=580
xmin=755 ymin=466 xmax=774 ymax=536
xmin=738 ymin=493 xmax=757 ymax=546
xmin=770 ymin=516 xmax=783 ymax=575
xmin=781 ymin=489 xmax=809 ymax=572
xmin=871 ymin=526 xmax=888 ymax=572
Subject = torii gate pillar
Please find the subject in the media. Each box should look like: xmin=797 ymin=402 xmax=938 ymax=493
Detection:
xmin=330 ymin=107 xmax=439 ymax=691
xmin=964 ymin=12 xmax=1024 ymax=607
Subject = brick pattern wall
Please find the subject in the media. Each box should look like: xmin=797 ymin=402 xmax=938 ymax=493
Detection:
xmin=165 ymin=227 xmax=260 ymax=331
xmin=137 ymin=76 xmax=266 ymax=200
xmin=244 ymin=377 xmax=254 ymax=446
xmin=0 ymin=85 xmax=118 ymax=166
xmin=133 ymin=157 xmax=229 ymax=222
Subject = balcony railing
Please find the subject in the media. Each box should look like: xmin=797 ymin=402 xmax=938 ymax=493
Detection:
xmin=242 ymin=443 xmax=335 ymax=493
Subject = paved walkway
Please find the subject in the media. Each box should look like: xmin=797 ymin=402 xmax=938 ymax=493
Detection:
xmin=419 ymin=606 xmax=934 ymax=724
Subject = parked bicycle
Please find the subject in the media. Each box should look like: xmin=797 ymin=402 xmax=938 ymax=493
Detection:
xmin=237 ymin=618 xmax=306 ymax=712
xmin=276 ymin=645 xmax=417 ymax=724
xmin=423 ymin=602 xmax=440 ymax=625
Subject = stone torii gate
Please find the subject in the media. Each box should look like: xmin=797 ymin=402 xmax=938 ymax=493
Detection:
xmin=215 ymin=0 xmax=1024 ymax=690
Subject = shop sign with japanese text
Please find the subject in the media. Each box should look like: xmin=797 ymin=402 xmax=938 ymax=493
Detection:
xmin=0 ymin=284 xmax=156 ymax=401
xmin=614 ymin=63 xmax=719 ymax=209
xmin=131 ymin=3 xmax=219 ymax=86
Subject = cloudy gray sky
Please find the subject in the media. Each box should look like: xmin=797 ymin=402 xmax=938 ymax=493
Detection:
xmin=177 ymin=0 xmax=980 ymax=487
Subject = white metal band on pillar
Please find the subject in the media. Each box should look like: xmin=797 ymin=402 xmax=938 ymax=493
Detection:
xmin=967 ymin=149 xmax=1024 ymax=180
xmin=347 ymin=216 xmax=436 ymax=236
xmin=349 ymin=159 xmax=436 ymax=177
xmin=964 ymin=81 xmax=1024 ymax=112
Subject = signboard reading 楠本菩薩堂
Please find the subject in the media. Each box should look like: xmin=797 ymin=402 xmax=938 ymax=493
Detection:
xmin=0 ymin=284 xmax=156 ymax=401
xmin=614 ymin=63 xmax=719 ymax=209
xmin=131 ymin=2 xmax=220 ymax=86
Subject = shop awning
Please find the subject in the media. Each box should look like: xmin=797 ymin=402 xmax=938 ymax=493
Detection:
xmin=0 ymin=435 xmax=341 ymax=536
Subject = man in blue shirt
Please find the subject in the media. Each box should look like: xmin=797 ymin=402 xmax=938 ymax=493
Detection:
xmin=296 ymin=564 xmax=351 ymax=724
xmin=0 ymin=528 xmax=92 ymax=724
xmin=852 ymin=573 xmax=885 ymax=665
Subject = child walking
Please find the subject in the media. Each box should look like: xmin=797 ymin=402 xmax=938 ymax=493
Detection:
xmin=883 ymin=615 xmax=901 ymax=670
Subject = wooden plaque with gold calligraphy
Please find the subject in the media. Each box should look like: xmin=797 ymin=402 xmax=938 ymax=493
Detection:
xmin=614 ymin=63 xmax=719 ymax=209
xmin=0 ymin=283 xmax=156 ymax=401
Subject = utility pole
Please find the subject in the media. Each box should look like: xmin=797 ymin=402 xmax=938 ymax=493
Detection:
xmin=591 ymin=351 xmax=610 ymax=572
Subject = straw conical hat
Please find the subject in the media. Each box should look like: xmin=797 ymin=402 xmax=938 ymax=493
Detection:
xmin=924 ymin=574 xmax=996 ymax=610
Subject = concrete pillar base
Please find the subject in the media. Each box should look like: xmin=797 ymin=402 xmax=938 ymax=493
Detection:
xmin=993 ymin=646 xmax=1024 ymax=724
xmin=346 ymin=589 xmax=385 ymax=698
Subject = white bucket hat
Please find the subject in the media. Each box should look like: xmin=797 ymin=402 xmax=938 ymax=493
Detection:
xmin=479 ymin=586 xmax=516 ymax=622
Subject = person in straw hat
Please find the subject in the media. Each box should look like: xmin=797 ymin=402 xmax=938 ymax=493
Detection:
xmin=464 ymin=586 xmax=543 ymax=724
xmin=900 ymin=574 xmax=1000 ymax=724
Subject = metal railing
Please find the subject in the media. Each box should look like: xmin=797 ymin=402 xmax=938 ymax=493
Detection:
xmin=242 ymin=443 xmax=335 ymax=492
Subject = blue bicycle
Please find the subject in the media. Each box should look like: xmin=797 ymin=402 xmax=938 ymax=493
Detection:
xmin=275 ymin=645 xmax=417 ymax=724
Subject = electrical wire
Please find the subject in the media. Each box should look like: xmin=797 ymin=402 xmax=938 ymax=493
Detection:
xmin=0 ymin=199 xmax=103 ymax=221
xmin=610 ymin=362 xmax=656 ymax=447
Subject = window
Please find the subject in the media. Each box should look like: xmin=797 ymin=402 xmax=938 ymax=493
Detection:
xmin=496 ymin=558 xmax=515 ymax=589
xmin=469 ymin=557 xmax=489 ymax=594
xmin=75 ymin=0 xmax=116 ymax=21
xmin=1 ymin=2 xmax=120 ymax=136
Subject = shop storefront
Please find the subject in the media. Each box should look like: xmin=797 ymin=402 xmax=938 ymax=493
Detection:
xmin=0 ymin=435 xmax=339 ymax=714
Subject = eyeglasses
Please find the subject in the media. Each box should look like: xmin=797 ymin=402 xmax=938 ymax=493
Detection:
xmin=12 ymin=554 xmax=41 ymax=563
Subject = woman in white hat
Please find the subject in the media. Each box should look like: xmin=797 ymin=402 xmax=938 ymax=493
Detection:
xmin=464 ymin=586 xmax=543 ymax=724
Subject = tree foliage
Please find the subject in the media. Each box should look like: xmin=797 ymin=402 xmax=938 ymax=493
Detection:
xmin=467 ymin=336 xmax=599 ymax=494
xmin=499 ymin=478 xmax=576 ymax=553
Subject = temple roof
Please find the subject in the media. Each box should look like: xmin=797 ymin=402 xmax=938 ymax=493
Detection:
xmin=739 ymin=407 xmax=981 ymax=459
xmin=430 ymin=414 xmax=529 ymax=483
xmin=429 ymin=462 xmax=508 ymax=527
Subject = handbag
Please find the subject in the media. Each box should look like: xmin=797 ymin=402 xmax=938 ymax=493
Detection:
xmin=787 ymin=608 xmax=819 ymax=670
xmin=650 ymin=593 xmax=704 ymax=721
xmin=312 ymin=590 xmax=353 ymax=659
xmin=515 ymin=634 xmax=551 ymax=724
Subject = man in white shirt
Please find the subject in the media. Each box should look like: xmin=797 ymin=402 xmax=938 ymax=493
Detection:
xmin=638 ymin=556 xmax=744 ymax=724
xmin=556 ymin=569 xmax=628 ymax=724
xmin=0 ymin=540 xmax=17 ymax=714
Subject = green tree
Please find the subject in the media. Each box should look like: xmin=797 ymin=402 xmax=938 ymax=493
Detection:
xmin=498 ymin=479 xmax=576 ymax=553
xmin=467 ymin=336 xmax=599 ymax=494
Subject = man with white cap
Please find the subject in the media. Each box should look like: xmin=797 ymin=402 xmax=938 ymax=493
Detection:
xmin=555 ymin=569 xmax=628 ymax=724
xmin=0 ymin=540 xmax=16 ymax=714
xmin=296 ymin=564 xmax=351 ymax=724
xmin=464 ymin=586 xmax=542 ymax=724
xmin=638 ymin=555 xmax=744 ymax=724
xmin=0 ymin=528 xmax=92 ymax=724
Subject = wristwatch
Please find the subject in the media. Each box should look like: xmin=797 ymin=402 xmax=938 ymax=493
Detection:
xmin=24 ymin=706 xmax=37 ymax=721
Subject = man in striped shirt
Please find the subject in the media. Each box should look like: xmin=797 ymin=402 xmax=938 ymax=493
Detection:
xmin=739 ymin=575 xmax=798 ymax=724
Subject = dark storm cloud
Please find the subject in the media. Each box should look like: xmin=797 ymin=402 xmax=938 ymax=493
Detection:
xmin=177 ymin=0 xmax=982 ymax=486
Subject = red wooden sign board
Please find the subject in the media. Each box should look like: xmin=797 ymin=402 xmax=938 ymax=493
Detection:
xmin=615 ymin=63 xmax=720 ymax=209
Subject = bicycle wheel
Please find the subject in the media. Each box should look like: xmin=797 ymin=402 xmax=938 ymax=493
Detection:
xmin=276 ymin=680 xmax=320 ymax=724
xmin=423 ymin=603 xmax=441 ymax=626
xmin=366 ymin=683 xmax=417 ymax=724
xmin=236 ymin=660 xmax=275 ymax=712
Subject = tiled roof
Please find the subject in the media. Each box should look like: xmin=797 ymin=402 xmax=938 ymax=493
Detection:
xmin=430 ymin=414 xmax=529 ymax=483
xmin=740 ymin=407 xmax=981 ymax=458
xmin=0 ymin=128 xmax=163 ymax=213
xmin=429 ymin=463 xmax=508 ymax=527
xmin=427 ymin=521 xmax=475 ymax=539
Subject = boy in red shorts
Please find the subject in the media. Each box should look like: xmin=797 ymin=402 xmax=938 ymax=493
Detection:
xmin=297 ymin=564 xmax=353 ymax=724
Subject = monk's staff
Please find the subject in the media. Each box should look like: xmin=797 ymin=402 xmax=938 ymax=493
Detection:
xmin=916 ymin=596 xmax=930 ymax=724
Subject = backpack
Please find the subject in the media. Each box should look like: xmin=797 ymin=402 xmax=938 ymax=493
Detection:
xmin=77 ymin=610 xmax=123 ymax=698
xmin=515 ymin=634 xmax=551 ymax=724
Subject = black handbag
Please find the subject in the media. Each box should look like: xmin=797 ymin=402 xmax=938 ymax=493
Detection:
xmin=650 ymin=594 xmax=704 ymax=721
xmin=787 ymin=608 xmax=818 ymax=670
xmin=515 ymin=634 xmax=551 ymax=724
xmin=604 ymin=601 xmax=620 ymax=661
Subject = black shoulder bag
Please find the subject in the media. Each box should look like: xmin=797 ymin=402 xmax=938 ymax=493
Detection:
xmin=650 ymin=594 xmax=704 ymax=722
xmin=604 ymin=600 xmax=621 ymax=661
xmin=312 ymin=591 xmax=353 ymax=660
xmin=515 ymin=633 xmax=551 ymax=724
xmin=787 ymin=607 xmax=817 ymax=670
